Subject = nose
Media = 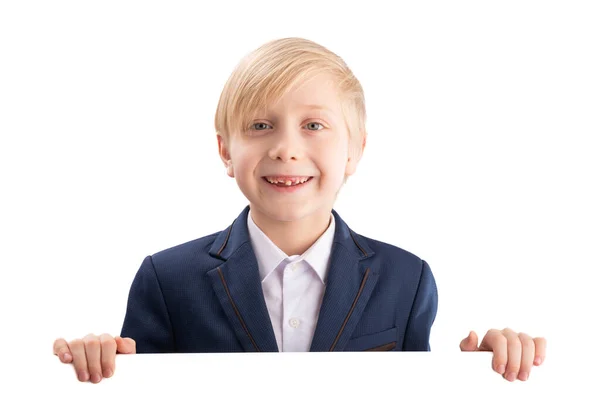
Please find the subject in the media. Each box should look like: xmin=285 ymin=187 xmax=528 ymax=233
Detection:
xmin=267 ymin=127 xmax=304 ymax=162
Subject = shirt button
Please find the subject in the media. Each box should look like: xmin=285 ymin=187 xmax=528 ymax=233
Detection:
xmin=289 ymin=318 xmax=300 ymax=328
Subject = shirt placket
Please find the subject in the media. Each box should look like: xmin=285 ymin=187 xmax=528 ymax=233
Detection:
xmin=281 ymin=257 xmax=309 ymax=351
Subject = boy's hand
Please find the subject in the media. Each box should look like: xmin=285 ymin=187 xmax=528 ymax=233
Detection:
xmin=53 ymin=334 xmax=136 ymax=383
xmin=459 ymin=328 xmax=546 ymax=382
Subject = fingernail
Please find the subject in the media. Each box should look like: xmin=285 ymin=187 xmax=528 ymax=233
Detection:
xmin=91 ymin=373 xmax=102 ymax=383
xmin=518 ymin=371 xmax=529 ymax=381
xmin=506 ymin=372 xmax=517 ymax=381
xmin=62 ymin=353 xmax=71 ymax=362
xmin=104 ymin=369 xmax=113 ymax=378
xmin=78 ymin=371 xmax=89 ymax=381
xmin=498 ymin=364 xmax=506 ymax=374
xmin=534 ymin=356 xmax=542 ymax=365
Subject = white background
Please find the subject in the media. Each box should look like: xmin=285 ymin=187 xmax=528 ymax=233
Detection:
xmin=1 ymin=0 xmax=598 ymax=398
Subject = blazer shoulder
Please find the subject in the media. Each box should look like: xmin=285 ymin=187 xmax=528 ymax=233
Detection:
xmin=356 ymin=232 xmax=437 ymax=313
xmin=355 ymin=233 xmax=424 ymax=264
xmin=145 ymin=230 xmax=223 ymax=275
xmin=355 ymin=232 xmax=428 ymax=272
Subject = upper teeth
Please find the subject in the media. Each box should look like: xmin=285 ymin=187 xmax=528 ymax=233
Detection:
xmin=265 ymin=176 xmax=310 ymax=185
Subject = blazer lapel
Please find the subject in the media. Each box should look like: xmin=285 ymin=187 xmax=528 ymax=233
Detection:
xmin=206 ymin=206 xmax=279 ymax=352
xmin=206 ymin=205 xmax=379 ymax=353
xmin=309 ymin=209 xmax=379 ymax=351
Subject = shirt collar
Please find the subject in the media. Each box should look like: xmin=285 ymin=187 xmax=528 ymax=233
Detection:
xmin=247 ymin=209 xmax=335 ymax=284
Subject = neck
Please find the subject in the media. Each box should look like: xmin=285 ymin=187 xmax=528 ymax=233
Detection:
xmin=249 ymin=205 xmax=332 ymax=256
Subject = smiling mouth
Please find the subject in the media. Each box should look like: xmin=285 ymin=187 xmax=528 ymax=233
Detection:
xmin=262 ymin=176 xmax=314 ymax=187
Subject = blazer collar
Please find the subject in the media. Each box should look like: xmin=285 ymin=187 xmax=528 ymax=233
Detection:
xmin=208 ymin=205 xmax=374 ymax=260
xmin=247 ymin=209 xmax=335 ymax=284
xmin=206 ymin=205 xmax=379 ymax=352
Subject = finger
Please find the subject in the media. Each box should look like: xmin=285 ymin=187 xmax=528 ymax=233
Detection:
xmin=83 ymin=334 xmax=103 ymax=384
xmin=517 ymin=332 xmax=535 ymax=381
xmin=459 ymin=331 xmax=479 ymax=351
xmin=53 ymin=338 xmax=72 ymax=363
xmin=502 ymin=328 xmax=522 ymax=382
xmin=479 ymin=329 xmax=507 ymax=375
xmin=533 ymin=337 xmax=547 ymax=366
xmin=69 ymin=339 xmax=89 ymax=382
xmin=99 ymin=334 xmax=117 ymax=378
xmin=116 ymin=336 xmax=137 ymax=354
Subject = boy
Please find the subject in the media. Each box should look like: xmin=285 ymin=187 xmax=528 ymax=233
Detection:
xmin=53 ymin=37 xmax=546 ymax=384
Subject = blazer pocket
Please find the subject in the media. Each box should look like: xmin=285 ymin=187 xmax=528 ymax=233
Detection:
xmin=344 ymin=326 xmax=398 ymax=352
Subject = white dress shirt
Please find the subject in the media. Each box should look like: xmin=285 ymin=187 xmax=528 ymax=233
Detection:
xmin=247 ymin=210 xmax=336 ymax=352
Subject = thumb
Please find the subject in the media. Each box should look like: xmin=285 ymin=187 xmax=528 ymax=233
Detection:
xmin=459 ymin=330 xmax=479 ymax=351
xmin=115 ymin=336 xmax=136 ymax=354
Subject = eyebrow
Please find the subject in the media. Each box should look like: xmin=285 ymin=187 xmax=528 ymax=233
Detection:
xmin=300 ymin=104 xmax=334 ymax=113
xmin=298 ymin=105 xmax=337 ymax=120
xmin=253 ymin=104 xmax=336 ymax=121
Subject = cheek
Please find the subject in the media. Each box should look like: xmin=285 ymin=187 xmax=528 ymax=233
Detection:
xmin=234 ymin=159 xmax=255 ymax=184
xmin=317 ymin=144 xmax=348 ymax=180
xmin=230 ymin=146 xmax=256 ymax=175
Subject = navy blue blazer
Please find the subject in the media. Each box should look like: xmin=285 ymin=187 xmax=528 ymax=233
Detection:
xmin=120 ymin=205 xmax=438 ymax=352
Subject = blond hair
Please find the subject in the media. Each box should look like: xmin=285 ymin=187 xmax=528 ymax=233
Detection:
xmin=214 ymin=37 xmax=367 ymax=165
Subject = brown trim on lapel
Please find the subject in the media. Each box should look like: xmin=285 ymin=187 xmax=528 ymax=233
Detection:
xmin=217 ymin=267 xmax=260 ymax=352
xmin=329 ymin=267 xmax=371 ymax=351
xmin=217 ymin=224 xmax=234 ymax=256
xmin=349 ymin=231 xmax=368 ymax=257
xmin=365 ymin=342 xmax=396 ymax=351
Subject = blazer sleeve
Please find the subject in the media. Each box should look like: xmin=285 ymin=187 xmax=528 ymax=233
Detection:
xmin=119 ymin=255 xmax=176 ymax=353
xmin=401 ymin=259 xmax=438 ymax=351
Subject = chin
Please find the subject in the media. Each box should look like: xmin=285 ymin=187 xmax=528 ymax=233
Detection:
xmin=266 ymin=207 xmax=309 ymax=222
xmin=252 ymin=201 xmax=317 ymax=222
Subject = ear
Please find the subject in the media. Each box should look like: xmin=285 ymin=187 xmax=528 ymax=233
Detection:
xmin=345 ymin=134 xmax=366 ymax=177
xmin=217 ymin=134 xmax=235 ymax=178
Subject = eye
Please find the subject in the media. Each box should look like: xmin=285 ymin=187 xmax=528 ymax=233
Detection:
xmin=305 ymin=122 xmax=324 ymax=131
xmin=251 ymin=122 xmax=271 ymax=131
xmin=248 ymin=121 xmax=325 ymax=132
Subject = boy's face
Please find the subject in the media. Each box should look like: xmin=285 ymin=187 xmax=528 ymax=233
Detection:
xmin=218 ymin=72 xmax=363 ymax=223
